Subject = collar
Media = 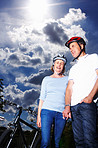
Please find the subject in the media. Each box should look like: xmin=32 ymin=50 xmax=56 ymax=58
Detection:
xmin=77 ymin=54 xmax=88 ymax=62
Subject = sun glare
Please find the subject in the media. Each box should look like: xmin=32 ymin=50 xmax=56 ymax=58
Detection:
xmin=26 ymin=0 xmax=48 ymax=21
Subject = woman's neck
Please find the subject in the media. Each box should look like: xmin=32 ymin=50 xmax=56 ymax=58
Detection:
xmin=50 ymin=73 xmax=64 ymax=78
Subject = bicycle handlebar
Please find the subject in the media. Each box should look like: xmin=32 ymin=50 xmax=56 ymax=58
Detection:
xmin=3 ymin=100 xmax=37 ymax=116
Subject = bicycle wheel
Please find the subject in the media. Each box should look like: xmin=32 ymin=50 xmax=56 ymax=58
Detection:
xmin=0 ymin=128 xmax=12 ymax=148
xmin=33 ymin=133 xmax=41 ymax=148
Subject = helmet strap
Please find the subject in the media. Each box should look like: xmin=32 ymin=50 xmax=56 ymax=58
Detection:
xmin=72 ymin=49 xmax=83 ymax=61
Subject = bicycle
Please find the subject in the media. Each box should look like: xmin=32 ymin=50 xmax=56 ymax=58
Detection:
xmin=0 ymin=100 xmax=41 ymax=148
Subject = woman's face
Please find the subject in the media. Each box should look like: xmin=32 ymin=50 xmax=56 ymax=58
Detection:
xmin=54 ymin=59 xmax=65 ymax=74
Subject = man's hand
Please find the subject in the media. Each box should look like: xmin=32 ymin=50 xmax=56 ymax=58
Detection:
xmin=62 ymin=106 xmax=71 ymax=120
xmin=80 ymin=74 xmax=98 ymax=104
xmin=80 ymin=96 xmax=92 ymax=104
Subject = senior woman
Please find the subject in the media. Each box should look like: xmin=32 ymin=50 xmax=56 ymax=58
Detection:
xmin=37 ymin=54 xmax=68 ymax=148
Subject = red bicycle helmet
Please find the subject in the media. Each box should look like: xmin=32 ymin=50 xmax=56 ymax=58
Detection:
xmin=65 ymin=37 xmax=86 ymax=48
xmin=65 ymin=37 xmax=86 ymax=61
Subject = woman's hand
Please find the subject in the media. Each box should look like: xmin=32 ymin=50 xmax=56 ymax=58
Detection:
xmin=37 ymin=116 xmax=41 ymax=128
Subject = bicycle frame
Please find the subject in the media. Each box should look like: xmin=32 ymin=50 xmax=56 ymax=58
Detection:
xmin=19 ymin=118 xmax=39 ymax=148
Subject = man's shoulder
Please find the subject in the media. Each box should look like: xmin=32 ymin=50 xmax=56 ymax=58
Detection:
xmin=86 ymin=54 xmax=98 ymax=62
xmin=87 ymin=53 xmax=98 ymax=58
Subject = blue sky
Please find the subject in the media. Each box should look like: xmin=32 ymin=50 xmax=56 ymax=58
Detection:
xmin=0 ymin=0 xmax=98 ymax=126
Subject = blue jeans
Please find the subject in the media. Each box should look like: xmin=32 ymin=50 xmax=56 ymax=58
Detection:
xmin=71 ymin=102 xmax=97 ymax=148
xmin=41 ymin=109 xmax=66 ymax=148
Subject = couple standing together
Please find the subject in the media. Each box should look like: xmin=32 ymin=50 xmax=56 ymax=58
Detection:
xmin=37 ymin=37 xmax=98 ymax=148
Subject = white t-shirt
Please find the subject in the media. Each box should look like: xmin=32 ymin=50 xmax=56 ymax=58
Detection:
xmin=68 ymin=54 xmax=98 ymax=106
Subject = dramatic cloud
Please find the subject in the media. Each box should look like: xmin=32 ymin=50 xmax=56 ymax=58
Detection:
xmin=59 ymin=8 xmax=86 ymax=26
xmin=15 ymin=69 xmax=53 ymax=87
xmin=4 ymin=84 xmax=40 ymax=107
xmin=43 ymin=22 xmax=68 ymax=45
xmin=25 ymin=69 xmax=53 ymax=85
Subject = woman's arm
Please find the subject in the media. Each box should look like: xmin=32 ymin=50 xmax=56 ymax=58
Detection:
xmin=37 ymin=99 xmax=44 ymax=128
xmin=37 ymin=77 xmax=47 ymax=127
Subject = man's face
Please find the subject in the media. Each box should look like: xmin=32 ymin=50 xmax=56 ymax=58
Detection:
xmin=69 ymin=42 xmax=81 ymax=58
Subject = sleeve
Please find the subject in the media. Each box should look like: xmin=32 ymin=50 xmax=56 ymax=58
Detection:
xmin=68 ymin=67 xmax=74 ymax=81
xmin=94 ymin=54 xmax=98 ymax=70
xmin=39 ymin=77 xmax=47 ymax=101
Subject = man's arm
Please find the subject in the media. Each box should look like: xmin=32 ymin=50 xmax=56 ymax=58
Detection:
xmin=80 ymin=69 xmax=98 ymax=103
xmin=62 ymin=80 xmax=73 ymax=119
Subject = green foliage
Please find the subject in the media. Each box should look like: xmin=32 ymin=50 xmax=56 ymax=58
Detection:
xmin=60 ymin=120 xmax=75 ymax=148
